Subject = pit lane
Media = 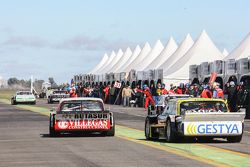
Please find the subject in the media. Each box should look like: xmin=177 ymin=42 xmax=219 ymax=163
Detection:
xmin=0 ymin=99 xmax=249 ymax=167
xmin=34 ymin=99 xmax=250 ymax=155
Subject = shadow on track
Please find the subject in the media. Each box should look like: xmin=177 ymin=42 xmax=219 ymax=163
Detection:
xmin=137 ymin=138 xmax=228 ymax=144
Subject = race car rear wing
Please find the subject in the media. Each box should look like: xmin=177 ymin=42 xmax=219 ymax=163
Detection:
xmin=183 ymin=109 xmax=245 ymax=122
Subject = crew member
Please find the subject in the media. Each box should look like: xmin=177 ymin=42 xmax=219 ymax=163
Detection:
xmin=138 ymin=85 xmax=155 ymax=109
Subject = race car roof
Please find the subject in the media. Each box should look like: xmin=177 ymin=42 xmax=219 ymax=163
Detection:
xmin=59 ymin=97 xmax=104 ymax=103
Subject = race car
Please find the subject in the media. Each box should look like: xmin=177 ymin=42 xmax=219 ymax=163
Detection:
xmin=47 ymin=90 xmax=69 ymax=104
xmin=11 ymin=91 xmax=36 ymax=105
xmin=49 ymin=97 xmax=115 ymax=137
xmin=145 ymin=98 xmax=245 ymax=143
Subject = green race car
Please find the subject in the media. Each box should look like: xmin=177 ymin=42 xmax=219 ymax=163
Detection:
xmin=11 ymin=91 xmax=36 ymax=105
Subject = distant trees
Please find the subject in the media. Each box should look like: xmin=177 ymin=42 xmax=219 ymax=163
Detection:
xmin=7 ymin=77 xmax=58 ymax=90
xmin=48 ymin=77 xmax=58 ymax=88
xmin=7 ymin=77 xmax=31 ymax=88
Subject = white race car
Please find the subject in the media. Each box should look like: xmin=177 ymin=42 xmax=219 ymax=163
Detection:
xmin=11 ymin=91 xmax=36 ymax=105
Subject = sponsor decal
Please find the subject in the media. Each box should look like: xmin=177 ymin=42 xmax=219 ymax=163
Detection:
xmin=184 ymin=122 xmax=242 ymax=136
xmin=55 ymin=119 xmax=110 ymax=130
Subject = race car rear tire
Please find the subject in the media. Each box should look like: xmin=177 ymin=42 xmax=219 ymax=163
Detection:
xmin=145 ymin=117 xmax=158 ymax=140
xmin=165 ymin=119 xmax=177 ymax=142
xmin=145 ymin=117 xmax=152 ymax=140
xmin=227 ymin=135 xmax=242 ymax=143
xmin=106 ymin=123 xmax=115 ymax=136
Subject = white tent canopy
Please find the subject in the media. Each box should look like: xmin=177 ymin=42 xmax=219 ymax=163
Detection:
xmin=118 ymin=45 xmax=141 ymax=72
xmin=89 ymin=53 xmax=109 ymax=74
xmin=124 ymin=42 xmax=151 ymax=72
xmin=145 ymin=37 xmax=178 ymax=70
xmin=164 ymin=30 xmax=224 ymax=85
xmin=110 ymin=47 xmax=132 ymax=73
xmin=136 ymin=40 xmax=164 ymax=71
xmin=222 ymin=48 xmax=229 ymax=57
xmin=96 ymin=51 xmax=116 ymax=74
xmin=105 ymin=49 xmax=123 ymax=73
xmin=159 ymin=34 xmax=194 ymax=72
xmin=224 ymin=32 xmax=250 ymax=60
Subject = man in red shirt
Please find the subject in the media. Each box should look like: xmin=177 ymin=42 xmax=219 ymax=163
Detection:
xmin=137 ymin=85 xmax=155 ymax=109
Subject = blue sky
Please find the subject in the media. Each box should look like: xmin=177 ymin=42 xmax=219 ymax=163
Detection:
xmin=0 ymin=0 xmax=250 ymax=83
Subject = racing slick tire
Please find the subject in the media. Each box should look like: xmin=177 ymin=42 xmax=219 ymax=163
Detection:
xmin=145 ymin=117 xmax=158 ymax=140
xmin=106 ymin=124 xmax=115 ymax=136
xmin=227 ymin=135 xmax=242 ymax=143
xmin=11 ymin=98 xmax=16 ymax=105
xmin=49 ymin=114 xmax=59 ymax=137
xmin=145 ymin=117 xmax=152 ymax=140
xmin=165 ymin=119 xmax=177 ymax=143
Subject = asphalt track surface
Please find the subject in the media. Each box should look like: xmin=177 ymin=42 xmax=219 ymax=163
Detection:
xmin=0 ymin=99 xmax=249 ymax=167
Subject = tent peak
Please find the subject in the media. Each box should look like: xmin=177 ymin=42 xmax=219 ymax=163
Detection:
xmin=222 ymin=48 xmax=229 ymax=56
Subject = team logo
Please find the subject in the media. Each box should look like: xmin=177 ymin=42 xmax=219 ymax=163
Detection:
xmin=57 ymin=121 xmax=69 ymax=129
xmin=185 ymin=122 xmax=242 ymax=135
xmin=186 ymin=123 xmax=197 ymax=135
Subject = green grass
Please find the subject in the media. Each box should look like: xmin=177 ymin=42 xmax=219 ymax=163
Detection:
xmin=0 ymin=89 xmax=16 ymax=100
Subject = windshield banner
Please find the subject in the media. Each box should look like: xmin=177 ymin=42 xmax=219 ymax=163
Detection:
xmin=184 ymin=121 xmax=242 ymax=136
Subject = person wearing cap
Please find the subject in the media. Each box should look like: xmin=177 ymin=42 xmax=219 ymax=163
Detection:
xmin=227 ymin=81 xmax=238 ymax=112
xmin=212 ymin=82 xmax=224 ymax=99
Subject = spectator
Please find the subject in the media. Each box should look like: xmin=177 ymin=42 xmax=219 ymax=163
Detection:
xmin=122 ymin=85 xmax=132 ymax=107
xmin=109 ymin=84 xmax=116 ymax=104
xmin=212 ymin=82 xmax=224 ymax=99
xmin=227 ymin=81 xmax=238 ymax=112
xmin=103 ymin=84 xmax=110 ymax=103
xmin=155 ymin=83 xmax=162 ymax=104
xmin=161 ymin=84 xmax=168 ymax=95
xmin=132 ymin=85 xmax=142 ymax=107
xmin=69 ymin=87 xmax=78 ymax=98
xmin=150 ymin=83 xmax=157 ymax=104
xmin=201 ymin=85 xmax=212 ymax=98
xmin=176 ymin=83 xmax=185 ymax=94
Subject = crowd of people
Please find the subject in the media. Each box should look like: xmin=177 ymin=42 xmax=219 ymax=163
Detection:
xmin=63 ymin=79 xmax=250 ymax=114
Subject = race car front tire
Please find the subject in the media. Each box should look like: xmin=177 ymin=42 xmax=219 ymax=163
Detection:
xmin=227 ymin=135 xmax=242 ymax=143
xmin=165 ymin=119 xmax=177 ymax=142
xmin=49 ymin=114 xmax=59 ymax=137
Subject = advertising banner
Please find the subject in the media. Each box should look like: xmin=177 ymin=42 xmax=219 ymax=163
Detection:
xmin=55 ymin=120 xmax=110 ymax=130
xmin=184 ymin=121 xmax=242 ymax=136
